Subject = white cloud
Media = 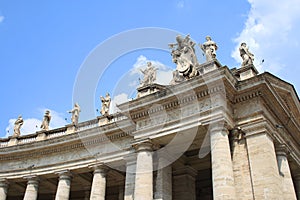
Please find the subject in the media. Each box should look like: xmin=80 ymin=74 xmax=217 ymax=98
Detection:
xmin=176 ymin=1 xmax=185 ymax=8
xmin=5 ymin=108 xmax=67 ymax=137
xmin=110 ymin=93 xmax=130 ymax=113
xmin=0 ymin=16 xmax=4 ymax=23
xmin=231 ymin=0 xmax=300 ymax=73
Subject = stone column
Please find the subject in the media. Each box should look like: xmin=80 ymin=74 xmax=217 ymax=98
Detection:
xmin=294 ymin=174 xmax=300 ymax=200
xmin=154 ymin=158 xmax=172 ymax=200
xmin=124 ymin=156 xmax=136 ymax=200
xmin=118 ymin=185 xmax=124 ymax=200
xmin=0 ymin=179 xmax=8 ymax=200
xmin=173 ymin=166 xmax=197 ymax=200
xmin=246 ymin=132 xmax=282 ymax=199
xmin=134 ymin=142 xmax=153 ymax=199
xmin=55 ymin=170 xmax=72 ymax=200
xmin=90 ymin=165 xmax=108 ymax=200
xmin=276 ymin=145 xmax=297 ymax=200
xmin=23 ymin=176 xmax=39 ymax=200
xmin=210 ymin=125 xmax=236 ymax=200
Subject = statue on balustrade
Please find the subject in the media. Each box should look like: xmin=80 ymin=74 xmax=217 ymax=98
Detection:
xmin=200 ymin=35 xmax=218 ymax=61
xmin=40 ymin=110 xmax=51 ymax=131
xmin=139 ymin=61 xmax=157 ymax=87
xmin=169 ymin=69 xmax=185 ymax=85
xmin=239 ymin=42 xmax=254 ymax=67
xmin=13 ymin=115 xmax=23 ymax=137
xmin=169 ymin=34 xmax=198 ymax=79
xmin=68 ymin=103 xmax=81 ymax=127
xmin=100 ymin=93 xmax=111 ymax=116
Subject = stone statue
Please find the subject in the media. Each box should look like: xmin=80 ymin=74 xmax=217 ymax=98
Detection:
xmin=140 ymin=62 xmax=157 ymax=87
xmin=13 ymin=115 xmax=23 ymax=137
xmin=169 ymin=69 xmax=185 ymax=85
xmin=68 ymin=103 xmax=81 ymax=126
xmin=239 ymin=42 xmax=254 ymax=67
xmin=169 ymin=34 xmax=198 ymax=79
xmin=40 ymin=110 xmax=51 ymax=131
xmin=200 ymin=36 xmax=218 ymax=61
xmin=100 ymin=93 xmax=111 ymax=116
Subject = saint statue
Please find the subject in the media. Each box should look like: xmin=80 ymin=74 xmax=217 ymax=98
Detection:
xmin=41 ymin=110 xmax=51 ymax=131
xmin=200 ymin=36 xmax=218 ymax=61
xmin=169 ymin=34 xmax=198 ymax=79
xmin=169 ymin=69 xmax=184 ymax=85
xmin=239 ymin=42 xmax=254 ymax=67
xmin=13 ymin=115 xmax=23 ymax=137
xmin=100 ymin=93 xmax=111 ymax=116
xmin=68 ymin=103 xmax=81 ymax=127
xmin=140 ymin=62 xmax=157 ymax=87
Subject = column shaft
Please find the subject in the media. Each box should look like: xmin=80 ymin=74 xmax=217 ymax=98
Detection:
xmin=294 ymin=175 xmax=300 ymax=200
xmin=210 ymin=126 xmax=236 ymax=200
xmin=154 ymin=164 xmax=172 ymax=200
xmin=90 ymin=166 xmax=108 ymax=200
xmin=276 ymin=147 xmax=297 ymax=200
xmin=55 ymin=171 xmax=72 ymax=200
xmin=23 ymin=176 xmax=39 ymax=200
xmin=246 ymin=133 xmax=281 ymax=199
xmin=0 ymin=179 xmax=8 ymax=200
xmin=134 ymin=142 xmax=153 ymax=200
xmin=124 ymin=159 xmax=136 ymax=200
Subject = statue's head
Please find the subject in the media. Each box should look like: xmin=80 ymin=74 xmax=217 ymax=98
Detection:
xmin=147 ymin=62 xmax=152 ymax=67
xmin=45 ymin=110 xmax=50 ymax=114
xmin=176 ymin=35 xmax=183 ymax=43
xmin=241 ymin=42 xmax=246 ymax=47
xmin=106 ymin=92 xmax=110 ymax=97
xmin=205 ymin=35 xmax=211 ymax=41
xmin=18 ymin=115 xmax=22 ymax=118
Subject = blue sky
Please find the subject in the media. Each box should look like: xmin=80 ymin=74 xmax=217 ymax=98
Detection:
xmin=1 ymin=0 xmax=300 ymax=137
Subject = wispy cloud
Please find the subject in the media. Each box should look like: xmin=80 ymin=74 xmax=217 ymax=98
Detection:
xmin=5 ymin=108 xmax=67 ymax=137
xmin=231 ymin=0 xmax=300 ymax=73
xmin=0 ymin=16 xmax=4 ymax=23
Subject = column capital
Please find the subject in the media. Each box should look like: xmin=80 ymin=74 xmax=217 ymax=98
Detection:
xmin=55 ymin=170 xmax=73 ymax=181
xmin=0 ymin=178 xmax=9 ymax=187
xmin=132 ymin=140 xmax=154 ymax=152
xmin=209 ymin=120 xmax=230 ymax=132
xmin=88 ymin=164 xmax=109 ymax=174
xmin=23 ymin=175 xmax=39 ymax=185
xmin=276 ymin=144 xmax=289 ymax=157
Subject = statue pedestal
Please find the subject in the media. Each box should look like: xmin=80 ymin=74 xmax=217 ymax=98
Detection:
xmin=98 ymin=116 xmax=110 ymax=126
xmin=65 ymin=124 xmax=76 ymax=134
xmin=233 ymin=64 xmax=258 ymax=81
xmin=8 ymin=137 xmax=18 ymax=146
xmin=197 ymin=59 xmax=222 ymax=75
xmin=137 ymin=84 xmax=166 ymax=98
xmin=36 ymin=131 xmax=47 ymax=141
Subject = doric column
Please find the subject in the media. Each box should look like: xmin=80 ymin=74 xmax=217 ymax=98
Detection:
xmin=55 ymin=170 xmax=72 ymax=200
xmin=118 ymin=185 xmax=124 ymax=200
xmin=210 ymin=125 xmax=236 ymax=200
xmin=134 ymin=142 xmax=153 ymax=199
xmin=0 ymin=179 xmax=8 ymax=200
xmin=23 ymin=176 xmax=39 ymax=200
xmin=89 ymin=165 xmax=108 ymax=200
xmin=246 ymin=132 xmax=282 ymax=199
xmin=124 ymin=156 xmax=136 ymax=200
xmin=276 ymin=145 xmax=297 ymax=200
xmin=294 ymin=174 xmax=300 ymax=199
xmin=173 ymin=166 xmax=197 ymax=200
xmin=154 ymin=157 xmax=172 ymax=200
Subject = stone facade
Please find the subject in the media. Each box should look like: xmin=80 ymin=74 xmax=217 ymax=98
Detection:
xmin=0 ymin=58 xmax=299 ymax=200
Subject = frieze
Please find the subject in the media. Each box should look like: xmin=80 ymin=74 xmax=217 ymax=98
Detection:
xmin=234 ymin=91 xmax=262 ymax=103
xmin=132 ymin=86 xmax=224 ymax=120
xmin=0 ymin=131 xmax=131 ymax=161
